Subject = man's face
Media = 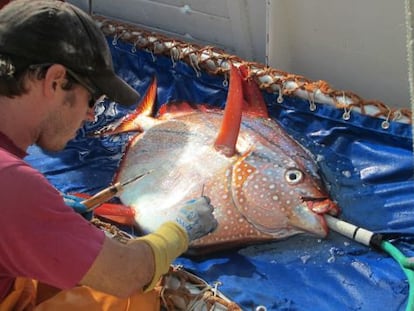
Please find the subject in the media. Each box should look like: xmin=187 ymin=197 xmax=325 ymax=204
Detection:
xmin=36 ymin=83 xmax=95 ymax=152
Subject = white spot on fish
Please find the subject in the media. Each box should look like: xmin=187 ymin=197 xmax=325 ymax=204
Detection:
xmin=269 ymin=184 xmax=275 ymax=189
xmin=272 ymin=195 xmax=279 ymax=201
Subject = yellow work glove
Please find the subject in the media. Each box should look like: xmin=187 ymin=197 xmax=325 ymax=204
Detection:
xmin=138 ymin=196 xmax=217 ymax=291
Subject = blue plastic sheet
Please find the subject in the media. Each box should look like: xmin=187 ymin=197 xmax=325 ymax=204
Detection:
xmin=25 ymin=39 xmax=414 ymax=311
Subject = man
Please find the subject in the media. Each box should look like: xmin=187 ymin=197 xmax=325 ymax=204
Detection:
xmin=0 ymin=1 xmax=217 ymax=310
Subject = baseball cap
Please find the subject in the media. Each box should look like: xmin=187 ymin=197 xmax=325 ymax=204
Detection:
xmin=0 ymin=0 xmax=139 ymax=106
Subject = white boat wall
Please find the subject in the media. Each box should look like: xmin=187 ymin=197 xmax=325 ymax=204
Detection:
xmin=68 ymin=0 xmax=414 ymax=115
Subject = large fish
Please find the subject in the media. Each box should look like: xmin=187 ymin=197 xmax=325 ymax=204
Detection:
xmin=96 ymin=65 xmax=339 ymax=254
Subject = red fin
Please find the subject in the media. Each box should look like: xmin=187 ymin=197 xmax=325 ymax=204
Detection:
xmin=214 ymin=64 xmax=243 ymax=157
xmin=94 ymin=77 xmax=158 ymax=136
xmin=71 ymin=193 xmax=136 ymax=226
xmin=136 ymin=77 xmax=158 ymax=117
xmin=94 ymin=203 xmax=136 ymax=226
xmin=239 ymin=64 xmax=269 ymax=118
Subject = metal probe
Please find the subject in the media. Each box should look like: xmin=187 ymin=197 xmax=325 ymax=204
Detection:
xmin=82 ymin=171 xmax=152 ymax=212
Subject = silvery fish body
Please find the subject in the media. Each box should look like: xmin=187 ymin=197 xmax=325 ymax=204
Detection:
xmin=100 ymin=66 xmax=338 ymax=254
xmin=116 ymin=108 xmax=337 ymax=253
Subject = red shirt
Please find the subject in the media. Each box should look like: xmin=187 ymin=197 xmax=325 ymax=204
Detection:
xmin=0 ymin=132 xmax=105 ymax=300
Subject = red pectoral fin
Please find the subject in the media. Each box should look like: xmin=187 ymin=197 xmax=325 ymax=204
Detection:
xmin=239 ymin=64 xmax=269 ymax=118
xmin=71 ymin=193 xmax=136 ymax=225
xmin=214 ymin=64 xmax=243 ymax=157
xmin=94 ymin=203 xmax=136 ymax=226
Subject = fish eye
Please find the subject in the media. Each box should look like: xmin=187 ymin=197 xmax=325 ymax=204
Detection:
xmin=285 ymin=169 xmax=304 ymax=184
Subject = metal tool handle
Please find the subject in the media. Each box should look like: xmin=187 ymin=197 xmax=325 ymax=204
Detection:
xmin=81 ymin=182 xmax=122 ymax=211
xmin=80 ymin=171 xmax=152 ymax=212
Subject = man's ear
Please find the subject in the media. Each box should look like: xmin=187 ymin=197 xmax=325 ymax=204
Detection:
xmin=43 ymin=64 xmax=67 ymax=98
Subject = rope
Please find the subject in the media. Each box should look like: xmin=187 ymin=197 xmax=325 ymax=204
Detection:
xmin=94 ymin=15 xmax=412 ymax=125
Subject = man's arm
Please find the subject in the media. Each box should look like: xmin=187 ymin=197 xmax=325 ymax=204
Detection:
xmin=79 ymin=197 xmax=217 ymax=298
xmin=79 ymin=235 xmax=155 ymax=298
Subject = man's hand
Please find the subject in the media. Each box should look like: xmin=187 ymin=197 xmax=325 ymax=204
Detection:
xmin=174 ymin=196 xmax=218 ymax=241
xmin=62 ymin=193 xmax=93 ymax=220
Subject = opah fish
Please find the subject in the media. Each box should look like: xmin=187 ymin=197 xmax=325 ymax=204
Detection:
xmin=95 ymin=65 xmax=339 ymax=254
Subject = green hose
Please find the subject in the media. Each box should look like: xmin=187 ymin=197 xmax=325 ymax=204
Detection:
xmin=381 ymin=241 xmax=414 ymax=311
xmin=324 ymin=215 xmax=414 ymax=310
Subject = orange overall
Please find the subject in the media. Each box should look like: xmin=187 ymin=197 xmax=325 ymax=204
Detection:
xmin=0 ymin=277 xmax=160 ymax=311
xmin=0 ymin=221 xmax=190 ymax=311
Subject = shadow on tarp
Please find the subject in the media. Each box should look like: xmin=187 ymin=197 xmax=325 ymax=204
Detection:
xmin=25 ymin=39 xmax=414 ymax=311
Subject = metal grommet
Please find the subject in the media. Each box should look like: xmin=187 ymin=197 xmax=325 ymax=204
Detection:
xmin=223 ymin=70 xmax=229 ymax=87
xmin=341 ymin=92 xmax=351 ymax=120
xmin=275 ymin=84 xmax=284 ymax=103
xmin=381 ymin=110 xmax=392 ymax=129
xmin=342 ymin=110 xmax=351 ymax=120
xmin=308 ymin=89 xmax=317 ymax=111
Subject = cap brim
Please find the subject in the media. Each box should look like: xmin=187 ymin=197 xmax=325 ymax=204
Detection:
xmin=91 ymin=72 xmax=140 ymax=106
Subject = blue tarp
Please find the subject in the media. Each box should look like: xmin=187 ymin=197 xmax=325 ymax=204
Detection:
xmin=25 ymin=39 xmax=414 ymax=311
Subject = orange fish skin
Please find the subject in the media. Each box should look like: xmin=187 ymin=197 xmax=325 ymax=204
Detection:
xmin=96 ymin=68 xmax=339 ymax=255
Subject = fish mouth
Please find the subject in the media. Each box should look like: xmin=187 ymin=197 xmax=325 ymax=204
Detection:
xmin=290 ymin=197 xmax=339 ymax=237
xmin=302 ymin=196 xmax=340 ymax=215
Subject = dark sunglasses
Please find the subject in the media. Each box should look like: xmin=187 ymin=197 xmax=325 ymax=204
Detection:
xmin=64 ymin=67 xmax=106 ymax=108
xmin=28 ymin=63 xmax=105 ymax=108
